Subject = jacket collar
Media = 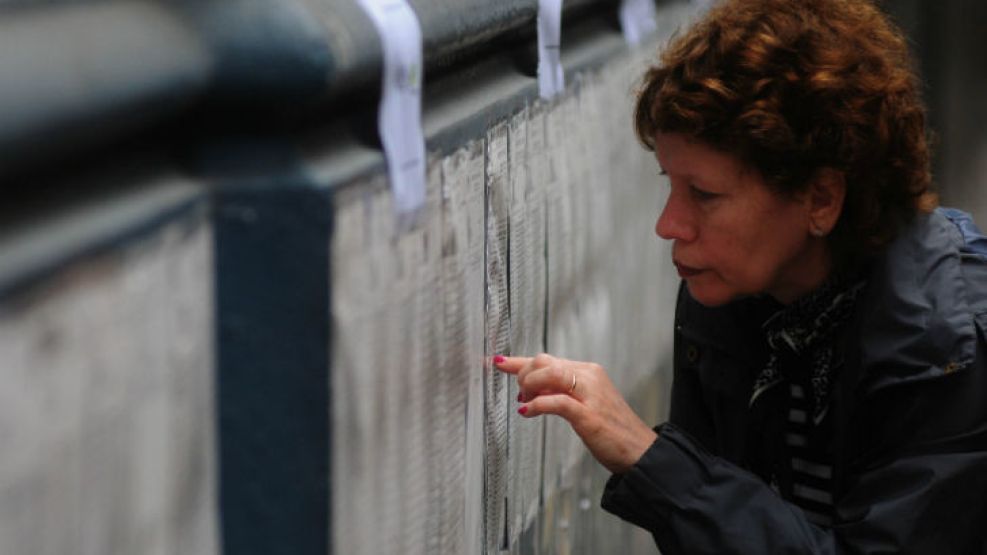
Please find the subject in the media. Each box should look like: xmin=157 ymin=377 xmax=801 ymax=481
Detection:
xmin=676 ymin=208 xmax=986 ymax=391
xmin=849 ymin=208 xmax=981 ymax=391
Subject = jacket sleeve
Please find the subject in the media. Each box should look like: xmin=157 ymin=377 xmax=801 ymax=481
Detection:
xmin=600 ymin=285 xmax=987 ymax=554
xmin=601 ymin=420 xmax=987 ymax=554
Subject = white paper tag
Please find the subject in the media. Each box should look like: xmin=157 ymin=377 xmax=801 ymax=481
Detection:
xmin=356 ymin=0 xmax=427 ymax=220
xmin=537 ymin=0 xmax=565 ymax=99
xmin=619 ymin=0 xmax=658 ymax=45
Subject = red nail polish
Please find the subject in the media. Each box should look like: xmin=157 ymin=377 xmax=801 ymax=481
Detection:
xmin=518 ymin=406 xmax=528 ymax=415
xmin=517 ymin=392 xmax=524 ymax=402
xmin=493 ymin=355 xmax=505 ymax=364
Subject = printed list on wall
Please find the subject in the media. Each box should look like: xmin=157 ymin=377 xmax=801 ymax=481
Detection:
xmin=330 ymin=44 xmax=681 ymax=555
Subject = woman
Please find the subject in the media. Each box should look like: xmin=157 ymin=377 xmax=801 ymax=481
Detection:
xmin=495 ymin=0 xmax=987 ymax=552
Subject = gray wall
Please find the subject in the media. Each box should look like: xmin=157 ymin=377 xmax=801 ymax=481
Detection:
xmin=0 ymin=177 xmax=218 ymax=555
xmin=0 ymin=2 xmax=689 ymax=554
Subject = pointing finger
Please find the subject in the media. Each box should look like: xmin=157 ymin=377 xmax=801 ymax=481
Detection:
xmin=493 ymin=355 xmax=531 ymax=374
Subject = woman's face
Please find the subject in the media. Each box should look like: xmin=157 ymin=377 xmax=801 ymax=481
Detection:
xmin=654 ymin=132 xmax=830 ymax=307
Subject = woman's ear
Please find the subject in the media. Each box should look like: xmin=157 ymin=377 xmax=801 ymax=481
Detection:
xmin=807 ymin=168 xmax=846 ymax=237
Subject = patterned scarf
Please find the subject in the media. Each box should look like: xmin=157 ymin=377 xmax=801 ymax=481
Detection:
xmin=749 ymin=277 xmax=866 ymax=424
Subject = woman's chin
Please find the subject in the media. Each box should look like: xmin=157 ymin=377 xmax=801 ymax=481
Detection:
xmin=684 ymin=278 xmax=736 ymax=308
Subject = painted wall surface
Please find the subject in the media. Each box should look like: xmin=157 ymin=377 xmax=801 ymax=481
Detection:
xmin=330 ymin=43 xmax=681 ymax=555
xmin=0 ymin=190 xmax=218 ymax=555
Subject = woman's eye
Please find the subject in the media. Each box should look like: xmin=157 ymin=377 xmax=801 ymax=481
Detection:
xmin=689 ymin=184 xmax=719 ymax=201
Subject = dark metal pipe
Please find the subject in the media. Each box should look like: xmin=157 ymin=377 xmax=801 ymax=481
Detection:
xmin=0 ymin=1 xmax=211 ymax=174
xmin=0 ymin=0 xmax=634 ymax=176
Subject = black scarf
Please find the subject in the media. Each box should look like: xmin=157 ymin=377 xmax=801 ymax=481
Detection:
xmin=750 ymin=277 xmax=866 ymax=424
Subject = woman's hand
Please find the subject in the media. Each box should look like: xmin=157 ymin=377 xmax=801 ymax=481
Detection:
xmin=494 ymin=353 xmax=658 ymax=474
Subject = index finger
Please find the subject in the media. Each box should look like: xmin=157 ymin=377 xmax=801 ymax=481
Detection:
xmin=493 ymin=355 xmax=531 ymax=374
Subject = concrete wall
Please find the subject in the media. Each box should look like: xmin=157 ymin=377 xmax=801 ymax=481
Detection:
xmin=0 ymin=3 xmax=699 ymax=554
xmin=0 ymin=176 xmax=218 ymax=555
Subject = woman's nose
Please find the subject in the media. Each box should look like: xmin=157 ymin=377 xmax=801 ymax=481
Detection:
xmin=655 ymin=191 xmax=697 ymax=242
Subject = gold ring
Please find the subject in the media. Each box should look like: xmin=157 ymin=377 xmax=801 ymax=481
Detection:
xmin=568 ymin=372 xmax=577 ymax=393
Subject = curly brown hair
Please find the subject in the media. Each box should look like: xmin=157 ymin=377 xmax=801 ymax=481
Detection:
xmin=635 ymin=0 xmax=936 ymax=263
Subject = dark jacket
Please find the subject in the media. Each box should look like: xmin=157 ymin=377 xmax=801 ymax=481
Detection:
xmin=602 ymin=208 xmax=987 ymax=554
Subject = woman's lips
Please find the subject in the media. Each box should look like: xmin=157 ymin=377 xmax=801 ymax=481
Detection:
xmin=674 ymin=262 xmax=704 ymax=278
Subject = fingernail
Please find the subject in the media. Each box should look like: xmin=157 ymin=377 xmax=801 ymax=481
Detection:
xmin=518 ymin=405 xmax=528 ymax=415
xmin=493 ymin=355 xmax=506 ymax=364
xmin=517 ymin=392 xmax=524 ymax=402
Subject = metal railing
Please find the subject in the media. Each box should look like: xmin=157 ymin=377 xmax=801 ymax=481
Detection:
xmin=0 ymin=0 xmax=636 ymax=179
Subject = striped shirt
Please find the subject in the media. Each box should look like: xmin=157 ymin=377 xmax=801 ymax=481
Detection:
xmin=779 ymin=381 xmax=835 ymax=526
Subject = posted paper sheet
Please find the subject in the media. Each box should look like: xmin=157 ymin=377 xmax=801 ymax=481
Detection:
xmin=356 ymin=0 xmax=427 ymax=218
xmin=619 ymin=0 xmax=658 ymax=45
xmin=537 ymin=0 xmax=565 ymax=99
